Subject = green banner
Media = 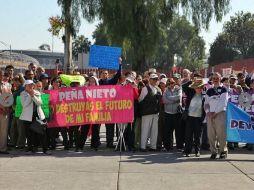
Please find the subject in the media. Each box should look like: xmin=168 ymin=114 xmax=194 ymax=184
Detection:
xmin=15 ymin=94 xmax=50 ymax=118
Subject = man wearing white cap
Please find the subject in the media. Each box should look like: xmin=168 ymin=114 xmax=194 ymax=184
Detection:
xmin=139 ymin=73 xmax=162 ymax=151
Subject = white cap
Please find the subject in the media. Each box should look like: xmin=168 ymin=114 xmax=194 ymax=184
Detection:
xmin=126 ymin=76 xmax=135 ymax=83
xmin=160 ymin=78 xmax=168 ymax=85
xmin=24 ymin=80 xmax=34 ymax=86
xmin=160 ymin=73 xmax=166 ymax=78
xmin=149 ymin=73 xmax=159 ymax=79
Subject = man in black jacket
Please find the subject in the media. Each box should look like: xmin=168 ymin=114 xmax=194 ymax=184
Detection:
xmin=99 ymin=58 xmax=122 ymax=148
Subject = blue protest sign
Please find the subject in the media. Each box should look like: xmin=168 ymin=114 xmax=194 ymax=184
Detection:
xmin=226 ymin=102 xmax=254 ymax=143
xmin=89 ymin=45 xmax=122 ymax=70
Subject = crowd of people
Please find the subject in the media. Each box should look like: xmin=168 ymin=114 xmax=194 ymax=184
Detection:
xmin=0 ymin=61 xmax=253 ymax=159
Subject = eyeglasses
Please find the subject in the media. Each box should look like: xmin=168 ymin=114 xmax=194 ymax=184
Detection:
xmin=212 ymin=77 xmax=219 ymax=80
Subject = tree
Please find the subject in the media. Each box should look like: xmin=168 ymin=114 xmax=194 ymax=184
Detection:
xmin=208 ymin=12 xmax=254 ymax=66
xmin=152 ymin=16 xmax=205 ymax=71
xmin=72 ymin=35 xmax=91 ymax=59
xmin=92 ymin=23 xmax=109 ymax=46
xmin=99 ymin=0 xmax=230 ymax=71
xmin=57 ymin=0 xmax=99 ymax=73
xmin=208 ymin=34 xmax=238 ymax=66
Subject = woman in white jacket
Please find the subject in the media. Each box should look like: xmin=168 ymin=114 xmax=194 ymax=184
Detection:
xmin=20 ymin=80 xmax=49 ymax=154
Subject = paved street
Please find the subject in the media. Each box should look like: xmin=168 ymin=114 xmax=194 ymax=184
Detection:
xmin=0 ymin=146 xmax=254 ymax=190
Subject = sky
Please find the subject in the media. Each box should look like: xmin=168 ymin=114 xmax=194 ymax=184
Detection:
xmin=0 ymin=0 xmax=254 ymax=53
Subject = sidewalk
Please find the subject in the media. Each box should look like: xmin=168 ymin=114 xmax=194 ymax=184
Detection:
xmin=0 ymin=147 xmax=253 ymax=190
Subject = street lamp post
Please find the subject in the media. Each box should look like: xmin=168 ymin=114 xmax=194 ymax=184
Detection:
xmin=0 ymin=41 xmax=12 ymax=64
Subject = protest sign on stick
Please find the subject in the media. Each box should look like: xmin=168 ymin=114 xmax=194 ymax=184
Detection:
xmin=89 ymin=45 xmax=122 ymax=70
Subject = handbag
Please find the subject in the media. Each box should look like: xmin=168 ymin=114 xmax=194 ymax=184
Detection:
xmin=30 ymin=118 xmax=47 ymax=135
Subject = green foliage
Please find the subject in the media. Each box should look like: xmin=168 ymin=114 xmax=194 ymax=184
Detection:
xmin=57 ymin=0 xmax=100 ymax=36
xmin=153 ymin=16 xmax=206 ymax=71
xmin=99 ymin=0 xmax=230 ymax=71
xmin=92 ymin=23 xmax=109 ymax=46
xmin=72 ymin=35 xmax=91 ymax=59
xmin=209 ymin=11 xmax=254 ymax=66
xmin=48 ymin=16 xmax=65 ymax=36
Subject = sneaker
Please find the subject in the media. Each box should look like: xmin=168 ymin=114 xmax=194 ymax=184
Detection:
xmin=219 ymin=152 xmax=227 ymax=159
xmin=210 ymin=153 xmax=217 ymax=159
xmin=195 ymin=151 xmax=200 ymax=157
xmin=185 ymin=153 xmax=190 ymax=157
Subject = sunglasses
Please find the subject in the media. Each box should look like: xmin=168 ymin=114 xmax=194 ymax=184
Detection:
xmin=151 ymin=78 xmax=159 ymax=80
xmin=212 ymin=77 xmax=219 ymax=80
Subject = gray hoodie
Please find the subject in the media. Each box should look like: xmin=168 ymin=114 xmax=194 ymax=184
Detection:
xmin=163 ymin=86 xmax=182 ymax=114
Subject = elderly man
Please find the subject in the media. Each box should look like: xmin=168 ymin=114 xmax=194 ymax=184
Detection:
xmin=0 ymin=70 xmax=12 ymax=154
xmin=204 ymin=72 xmax=229 ymax=159
xmin=139 ymin=73 xmax=162 ymax=151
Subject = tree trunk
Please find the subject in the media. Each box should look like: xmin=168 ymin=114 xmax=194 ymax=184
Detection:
xmin=64 ymin=28 xmax=73 ymax=74
xmin=64 ymin=0 xmax=73 ymax=74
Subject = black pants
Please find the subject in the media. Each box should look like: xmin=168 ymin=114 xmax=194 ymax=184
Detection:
xmin=80 ymin=124 xmax=100 ymax=149
xmin=58 ymin=128 xmax=69 ymax=148
xmin=47 ymin=128 xmax=57 ymax=149
xmin=164 ymin=113 xmax=182 ymax=149
xmin=157 ymin=109 xmax=165 ymax=149
xmin=201 ymin=123 xmax=209 ymax=149
xmin=69 ymin=126 xmax=82 ymax=149
xmin=105 ymin=123 xmax=115 ymax=147
xmin=184 ymin=116 xmax=202 ymax=154
xmin=23 ymin=120 xmax=48 ymax=152
xmin=123 ymin=123 xmax=135 ymax=150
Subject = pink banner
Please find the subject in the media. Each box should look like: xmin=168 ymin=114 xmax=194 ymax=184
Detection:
xmin=47 ymin=85 xmax=134 ymax=127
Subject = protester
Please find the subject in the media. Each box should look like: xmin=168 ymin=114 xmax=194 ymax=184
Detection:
xmin=237 ymin=73 xmax=250 ymax=92
xmin=50 ymin=77 xmax=69 ymax=150
xmin=0 ymin=70 xmax=12 ymax=154
xmin=80 ymin=76 xmax=101 ymax=151
xmin=19 ymin=80 xmax=50 ymax=154
xmin=39 ymin=73 xmax=51 ymax=90
xmin=157 ymin=77 xmax=167 ymax=151
xmin=5 ymin=65 xmax=14 ymax=82
xmin=36 ymin=66 xmax=45 ymax=80
xmin=204 ymin=72 xmax=228 ymax=159
xmin=99 ymin=58 xmax=122 ymax=148
xmin=28 ymin=63 xmax=37 ymax=74
xmin=172 ymin=73 xmax=185 ymax=150
xmin=10 ymin=75 xmax=25 ymax=149
xmin=182 ymin=78 xmax=206 ymax=157
xmin=122 ymin=76 xmax=139 ymax=151
xmin=163 ymin=78 xmax=182 ymax=151
xmin=139 ymin=73 xmax=162 ymax=151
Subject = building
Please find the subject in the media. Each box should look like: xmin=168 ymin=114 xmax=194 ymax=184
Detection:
xmin=0 ymin=50 xmax=39 ymax=72
xmin=11 ymin=49 xmax=64 ymax=69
